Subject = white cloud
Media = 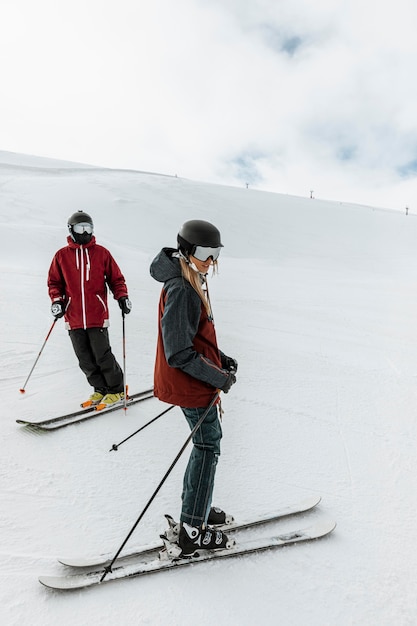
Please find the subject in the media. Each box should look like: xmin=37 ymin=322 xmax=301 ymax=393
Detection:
xmin=1 ymin=0 xmax=417 ymax=210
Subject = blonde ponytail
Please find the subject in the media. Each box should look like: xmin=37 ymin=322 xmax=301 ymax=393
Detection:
xmin=179 ymin=257 xmax=217 ymax=317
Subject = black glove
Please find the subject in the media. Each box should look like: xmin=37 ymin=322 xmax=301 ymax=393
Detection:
xmin=221 ymin=354 xmax=238 ymax=372
xmin=51 ymin=300 xmax=65 ymax=319
xmin=221 ymin=371 xmax=237 ymax=394
xmin=118 ymin=297 xmax=132 ymax=315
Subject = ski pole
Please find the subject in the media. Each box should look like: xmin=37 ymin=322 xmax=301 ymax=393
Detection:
xmin=121 ymin=311 xmax=128 ymax=411
xmin=100 ymin=390 xmax=220 ymax=582
xmin=19 ymin=318 xmax=58 ymax=394
xmin=109 ymin=404 xmax=175 ymax=451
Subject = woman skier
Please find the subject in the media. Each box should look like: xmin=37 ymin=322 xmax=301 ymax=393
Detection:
xmin=150 ymin=219 xmax=237 ymax=556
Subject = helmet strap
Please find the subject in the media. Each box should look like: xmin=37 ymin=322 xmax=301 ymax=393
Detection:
xmin=177 ymin=249 xmax=203 ymax=274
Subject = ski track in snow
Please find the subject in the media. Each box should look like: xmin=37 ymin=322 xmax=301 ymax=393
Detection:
xmin=1 ymin=154 xmax=417 ymax=625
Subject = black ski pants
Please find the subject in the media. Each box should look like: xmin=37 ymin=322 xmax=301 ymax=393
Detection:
xmin=69 ymin=327 xmax=124 ymax=394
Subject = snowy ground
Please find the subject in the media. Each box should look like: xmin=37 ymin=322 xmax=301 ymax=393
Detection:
xmin=1 ymin=151 xmax=417 ymax=625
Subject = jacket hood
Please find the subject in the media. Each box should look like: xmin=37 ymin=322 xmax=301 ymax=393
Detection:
xmin=150 ymin=248 xmax=182 ymax=283
xmin=67 ymin=235 xmax=97 ymax=249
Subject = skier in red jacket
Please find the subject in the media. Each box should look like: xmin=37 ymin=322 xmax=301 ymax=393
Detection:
xmin=48 ymin=211 xmax=132 ymax=409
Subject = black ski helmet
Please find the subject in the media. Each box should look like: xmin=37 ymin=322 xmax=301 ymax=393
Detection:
xmin=177 ymin=220 xmax=223 ymax=257
xmin=67 ymin=210 xmax=94 ymax=244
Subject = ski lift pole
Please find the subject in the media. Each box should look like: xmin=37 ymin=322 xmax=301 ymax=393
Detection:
xmin=100 ymin=390 xmax=221 ymax=582
xmin=19 ymin=318 xmax=58 ymax=394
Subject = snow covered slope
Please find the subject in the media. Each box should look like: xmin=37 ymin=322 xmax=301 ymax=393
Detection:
xmin=1 ymin=153 xmax=416 ymax=625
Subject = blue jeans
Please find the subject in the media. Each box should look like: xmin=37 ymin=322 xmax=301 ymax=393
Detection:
xmin=180 ymin=404 xmax=222 ymax=527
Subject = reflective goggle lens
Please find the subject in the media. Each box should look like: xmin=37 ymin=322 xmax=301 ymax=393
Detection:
xmin=192 ymin=245 xmax=222 ymax=261
xmin=73 ymin=222 xmax=93 ymax=234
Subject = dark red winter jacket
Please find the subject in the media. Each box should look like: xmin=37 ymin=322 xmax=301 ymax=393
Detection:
xmin=150 ymin=248 xmax=229 ymax=408
xmin=48 ymin=236 xmax=128 ymax=330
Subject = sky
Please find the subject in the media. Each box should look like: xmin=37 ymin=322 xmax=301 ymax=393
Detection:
xmin=2 ymin=0 xmax=417 ymax=211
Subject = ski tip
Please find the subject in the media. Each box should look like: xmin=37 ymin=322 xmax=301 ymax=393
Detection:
xmin=310 ymin=518 xmax=337 ymax=537
xmin=39 ymin=575 xmax=65 ymax=590
xmin=19 ymin=388 xmax=26 ymax=394
xmin=39 ymin=574 xmax=92 ymax=590
xmin=304 ymin=494 xmax=322 ymax=507
xmin=39 ymin=569 xmax=111 ymax=590
xmin=279 ymin=518 xmax=336 ymax=543
xmin=57 ymin=554 xmax=101 ymax=567
xmin=39 ymin=576 xmax=56 ymax=589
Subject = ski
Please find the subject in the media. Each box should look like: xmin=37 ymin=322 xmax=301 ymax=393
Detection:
xmin=58 ymin=495 xmax=321 ymax=568
xmin=32 ymin=393 xmax=155 ymax=431
xmin=39 ymin=518 xmax=336 ymax=590
xmin=16 ymin=388 xmax=154 ymax=430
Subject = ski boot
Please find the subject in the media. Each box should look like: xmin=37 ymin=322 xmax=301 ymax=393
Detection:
xmin=207 ymin=506 xmax=234 ymax=526
xmin=177 ymin=522 xmax=232 ymax=557
xmin=80 ymin=391 xmax=104 ymax=408
xmin=95 ymin=392 xmax=124 ymax=411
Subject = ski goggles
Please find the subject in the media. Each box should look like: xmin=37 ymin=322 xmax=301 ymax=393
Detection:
xmin=73 ymin=222 xmax=94 ymax=234
xmin=192 ymin=245 xmax=222 ymax=261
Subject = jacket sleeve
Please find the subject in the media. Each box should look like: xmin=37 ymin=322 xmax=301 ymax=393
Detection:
xmin=105 ymin=251 xmax=129 ymax=300
xmin=47 ymin=253 xmax=66 ymax=302
xmin=161 ymin=281 xmax=229 ymax=389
